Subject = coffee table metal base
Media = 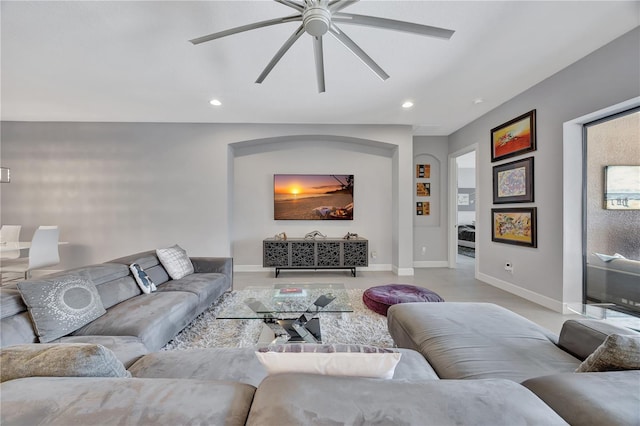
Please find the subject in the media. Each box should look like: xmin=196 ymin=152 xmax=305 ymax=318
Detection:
xmin=258 ymin=318 xmax=323 ymax=345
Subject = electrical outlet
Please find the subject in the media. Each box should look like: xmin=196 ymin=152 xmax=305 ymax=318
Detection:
xmin=504 ymin=262 xmax=514 ymax=273
xmin=371 ymin=251 xmax=377 ymax=260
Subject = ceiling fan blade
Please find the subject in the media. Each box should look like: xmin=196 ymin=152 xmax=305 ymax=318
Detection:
xmin=256 ymin=24 xmax=306 ymax=84
xmin=333 ymin=13 xmax=455 ymax=40
xmin=313 ymin=36 xmax=326 ymax=93
xmin=328 ymin=0 xmax=359 ymax=13
xmin=274 ymin=0 xmax=304 ymax=12
xmin=328 ymin=25 xmax=389 ymax=81
xmin=190 ymin=14 xmax=302 ymax=45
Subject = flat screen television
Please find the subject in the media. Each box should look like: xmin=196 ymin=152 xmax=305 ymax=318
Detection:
xmin=274 ymin=174 xmax=354 ymax=220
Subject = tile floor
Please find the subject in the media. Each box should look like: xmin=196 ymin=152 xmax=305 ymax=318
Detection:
xmin=234 ymin=254 xmax=582 ymax=334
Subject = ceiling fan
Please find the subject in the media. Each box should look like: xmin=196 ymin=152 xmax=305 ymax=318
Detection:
xmin=190 ymin=0 xmax=455 ymax=93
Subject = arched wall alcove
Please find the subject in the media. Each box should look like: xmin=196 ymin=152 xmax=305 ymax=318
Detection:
xmin=228 ymin=134 xmax=406 ymax=272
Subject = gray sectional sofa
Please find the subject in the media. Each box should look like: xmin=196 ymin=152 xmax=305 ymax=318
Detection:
xmin=1 ymin=249 xmax=233 ymax=366
xmin=1 ymin=257 xmax=639 ymax=426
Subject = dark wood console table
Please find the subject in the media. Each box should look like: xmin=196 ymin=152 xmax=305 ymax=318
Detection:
xmin=263 ymin=237 xmax=368 ymax=277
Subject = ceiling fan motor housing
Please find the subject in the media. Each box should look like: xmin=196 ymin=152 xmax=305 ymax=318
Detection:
xmin=303 ymin=6 xmax=331 ymax=36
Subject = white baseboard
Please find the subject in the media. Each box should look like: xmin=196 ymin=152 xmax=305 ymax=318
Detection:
xmin=413 ymin=261 xmax=449 ymax=268
xmin=477 ymin=272 xmax=564 ymax=313
xmin=392 ymin=266 xmax=415 ymax=276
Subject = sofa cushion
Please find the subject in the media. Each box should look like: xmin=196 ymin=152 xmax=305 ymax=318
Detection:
xmin=523 ymin=371 xmax=640 ymax=426
xmin=1 ymin=377 xmax=255 ymax=426
xmin=576 ymin=334 xmax=640 ymax=372
xmin=0 ymin=285 xmax=27 ymax=318
xmin=72 ymin=291 xmax=199 ymax=351
xmin=559 ymin=319 xmax=640 ymax=360
xmin=154 ymin=272 xmax=229 ymax=314
xmin=156 ymin=244 xmax=194 ymax=280
xmin=255 ymin=343 xmax=402 ymax=379
xmin=17 ymin=275 xmax=106 ymax=343
xmin=0 ymin=343 xmax=130 ymax=383
xmin=246 ymin=374 xmax=568 ymax=426
xmin=130 ymin=347 xmax=438 ymax=387
xmin=55 ymin=335 xmax=149 ymax=369
xmin=387 ymin=302 xmax=581 ymax=382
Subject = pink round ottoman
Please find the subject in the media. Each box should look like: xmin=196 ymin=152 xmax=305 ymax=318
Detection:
xmin=362 ymin=284 xmax=444 ymax=316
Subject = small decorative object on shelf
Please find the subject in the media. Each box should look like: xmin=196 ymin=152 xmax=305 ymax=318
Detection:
xmin=274 ymin=232 xmax=287 ymax=240
xmin=304 ymin=230 xmax=326 ymax=240
xmin=343 ymin=232 xmax=359 ymax=239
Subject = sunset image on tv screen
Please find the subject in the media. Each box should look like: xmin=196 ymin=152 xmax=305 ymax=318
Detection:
xmin=274 ymin=174 xmax=354 ymax=220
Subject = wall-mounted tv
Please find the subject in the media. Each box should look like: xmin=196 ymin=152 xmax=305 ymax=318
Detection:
xmin=274 ymin=174 xmax=354 ymax=220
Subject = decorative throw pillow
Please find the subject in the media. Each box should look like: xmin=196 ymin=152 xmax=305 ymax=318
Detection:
xmin=17 ymin=275 xmax=106 ymax=343
xmin=156 ymin=244 xmax=194 ymax=280
xmin=576 ymin=334 xmax=640 ymax=372
xmin=129 ymin=263 xmax=157 ymax=294
xmin=255 ymin=343 xmax=402 ymax=379
xmin=0 ymin=343 xmax=130 ymax=383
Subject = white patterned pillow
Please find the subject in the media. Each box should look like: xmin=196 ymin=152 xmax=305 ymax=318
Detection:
xmin=156 ymin=244 xmax=194 ymax=280
xmin=129 ymin=263 xmax=157 ymax=294
xmin=256 ymin=344 xmax=402 ymax=379
xmin=17 ymin=275 xmax=106 ymax=343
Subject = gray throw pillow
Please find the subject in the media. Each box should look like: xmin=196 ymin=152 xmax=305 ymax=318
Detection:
xmin=17 ymin=275 xmax=106 ymax=343
xmin=0 ymin=343 xmax=130 ymax=383
xmin=576 ymin=334 xmax=640 ymax=372
xmin=156 ymin=244 xmax=194 ymax=280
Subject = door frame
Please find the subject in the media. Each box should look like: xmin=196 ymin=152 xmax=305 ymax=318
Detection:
xmin=448 ymin=144 xmax=479 ymax=273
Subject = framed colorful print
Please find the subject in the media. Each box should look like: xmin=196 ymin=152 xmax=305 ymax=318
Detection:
xmin=416 ymin=182 xmax=431 ymax=196
xmin=493 ymin=157 xmax=534 ymax=204
xmin=604 ymin=165 xmax=640 ymax=210
xmin=416 ymin=164 xmax=430 ymax=178
xmin=491 ymin=207 xmax=537 ymax=248
xmin=491 ymin=109 xmax=536 ymax=162
xmin=416 ymin=201 xmax=430 ymax=215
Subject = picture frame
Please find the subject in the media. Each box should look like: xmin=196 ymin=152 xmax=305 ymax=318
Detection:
xmin=416 ymin=164 xmax=430 ymax=178
xmin=491 ymin=207 xmax=537 ymax=248
xmin=491 ymin=109 xmax=536 ymax=162
xmin=604 ymin=165 xmax=640 ymax=210
xmin=416 ymin=201 xmax=430 ymax=216
xmin=493 ymin=157 xmax=534 ymax=204
xmin=416 ymin=182 xmax=431 ymax=197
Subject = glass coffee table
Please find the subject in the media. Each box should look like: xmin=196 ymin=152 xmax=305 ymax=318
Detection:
xmin=567 ymin=303 xmax=640 ymax=331
xmin=216 ymin=283 xmax=353 ymax=344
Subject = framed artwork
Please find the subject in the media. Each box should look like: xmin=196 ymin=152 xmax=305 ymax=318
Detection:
xmin=491 ymin=109 xmax=536 ymax=162
xmin=493 ymin=157 xmax=534 ymax=204
xmin=416 ymin=182 xmax=431 ymax=196
xmin=416 ymin=201 xmax=430 ymax=215
xmin=416 ymin=164 xmax=430 ymax=178
xmin=457 ymin=188 xmax=475 ymax=211
xmin=491 ymin=207 xmax=537 ymax=248
xmin=604 ymin=165 xmax=640 ymax=210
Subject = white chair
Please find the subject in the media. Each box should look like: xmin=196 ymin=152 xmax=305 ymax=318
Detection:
xmin=0 ymin=225 xmax=22 ymax=260
xmin=0 ymin=226 xmax=60 ymax=280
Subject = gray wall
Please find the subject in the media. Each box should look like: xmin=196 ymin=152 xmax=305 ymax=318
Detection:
xmin=448 ymin=27 xmax=640 ymax=310
xmin=1 ymin=123 xmax=414 ymax=272
xmin=413 ymin=136 xmax=449 ymax=265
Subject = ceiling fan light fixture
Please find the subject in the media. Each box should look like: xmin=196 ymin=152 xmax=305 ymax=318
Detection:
xmin=303 ymin=5 xmax=331 ymax=36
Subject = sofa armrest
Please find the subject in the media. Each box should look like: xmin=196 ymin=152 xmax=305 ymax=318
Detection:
xmin=190 ymin=257 xmax=233 ymax=290
xmin=558 ymin=319 xmax=639 ymax=360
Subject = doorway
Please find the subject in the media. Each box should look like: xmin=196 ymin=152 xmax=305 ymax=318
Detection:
xmin=448 ymin=145 xmax=478 ymax=271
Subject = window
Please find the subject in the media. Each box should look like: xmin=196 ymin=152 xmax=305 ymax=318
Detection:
xmin=583 ymin=108 xmax=640 ymax=314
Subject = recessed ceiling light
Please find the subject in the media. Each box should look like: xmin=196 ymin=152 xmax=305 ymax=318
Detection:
xmin=473 ymin=98 xmax=484 ymax=105
xmin=402 ymin=101 xmax=414 ymax=109
xmin=209 ymin=99 xmax=222 ymax=106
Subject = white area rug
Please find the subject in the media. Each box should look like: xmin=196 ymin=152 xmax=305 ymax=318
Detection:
xmin=163 ymin=289 xmax=394 ymax=350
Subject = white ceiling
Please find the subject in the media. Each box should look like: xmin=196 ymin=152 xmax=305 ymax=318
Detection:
xmin=1 ymin=1 xmax=638 ymax=135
